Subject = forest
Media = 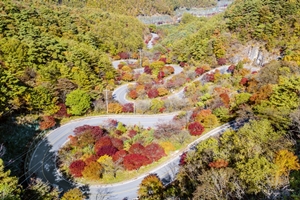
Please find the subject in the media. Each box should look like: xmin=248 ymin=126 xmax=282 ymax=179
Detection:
xmin=1 ymin=0 xmax=300 ymax=199
xmin=41 ymin=0 xmax=217 ymax=16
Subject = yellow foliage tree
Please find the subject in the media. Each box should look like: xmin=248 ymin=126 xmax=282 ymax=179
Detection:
xmin=274 ymin=149 xmax=300 ymax=186
xmin=61 ymin=188 xmax=84 ymax=200
xmin=159 ymin=141 xmax=175 ymax=154
xmin=108 ymin=103 xmax=123 ymax=114
xmin=157 ymin=87 xmax=169 ymax=96
xmin=202 ymin=114 xmax=219 ymax=128
xmin=122 ymin=72 xmax=134 ymax=81
xmin=136 ymin=84 xmax=145 ymax=93
xmin=138 ymin=174 xmax=163 ymax=199
xmin=82 ymin=161 xmax=103 ymax=181
xmin=121 ymin=65 xmax=132 ymax=72
xmin=97 ymin=155 xmax=116 ymax=177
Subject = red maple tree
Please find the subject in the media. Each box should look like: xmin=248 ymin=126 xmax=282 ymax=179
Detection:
xmin=123 ymin=154 xmax=150 ymax=170
xmin=69 ymin=160 xmax=86 ymax=177
xmin=188 ymin=122 xmax=205 ymax=136
xmin=143 ymin=143 xmax=166 ymax=162
xmin=94 ymin=136 xmax=112 ymax=152
xmin=147 ymin=88 xmax=159 ymax=98
xmin=96 ymin=145 xmax=118 ymax=157
xmin=129 ymin=143 xmax=145 ymax=154
xmin=112 ymin=150 xmax=128 ymax=164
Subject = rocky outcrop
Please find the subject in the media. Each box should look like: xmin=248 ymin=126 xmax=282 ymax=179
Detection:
xmin=229 ymin=42 xmax=279 ymax=67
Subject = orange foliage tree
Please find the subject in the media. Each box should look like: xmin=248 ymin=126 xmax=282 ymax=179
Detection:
xmin=157 ymin=87 xmax=168 ymax=96
xmin=108 ymin=103 xmax=123 ymax=113
xmin=82 ymin=161 xmax=103 ymax=181
xmin=39 ymin=116 xmax=56 ymax=130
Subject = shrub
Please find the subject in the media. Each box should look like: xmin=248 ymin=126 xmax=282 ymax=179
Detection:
xmin=122 ymin=103 xmax=134 ymax=113
xmin=128 ymin=90 xmax=138 ymax=99
xmin=118 ymin=52 xmax=129 ymax=59
xmin=217 ymin=57 xmax=227 ymax=65
xmin=127 ymin=129 xmax=138 ymax=138
xmin=54 ymin=103 xmax=70 ymax=118
xmin=195 ymin=67 xmax=205 ymax=76
xmin=179 ymin=152 xmax=187 ymax=166
xmin=84 ymin=155 xmax=98 ymax=165
xmin=108 ymin=103 xmax=123 ymax=113
xmin=205 ymin=73 xmax=215 ymax=82
xmin=240 ymin=77 xmax=248 ymax=85
xmin=227 ymin=65 xmax=235 ymax=73
xmin=144 ymin=66 xmax=152 ymax=74
xmin=147 ymin=88 xmax=159 ymax=98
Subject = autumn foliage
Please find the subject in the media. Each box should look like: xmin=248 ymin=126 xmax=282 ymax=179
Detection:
xmin=94 ymin=136 xmax=113 ymax=152
xmin=195 ymin=67 xmax=205 ymax=76
xmin=179 ymin=152 xmax=187 ymax=166
xmin=128 ymin=90 xmax=138 ymax=99
xmin=209 ymin=159 xmax=229 ymax=168
xmin=82 ymin=161 xmax=103 ymax=180
xmin=112 ymin=150 xmax=128 ymax=163
xmin=96 ymin=145 xmax=118 ymax=157
xmin=69 ymin=160 xmax=86 ymax=177
xmin=122 ymin=103 xmax=134 ymax=113
xmin=39 ymin=116 xmax=56 ymax=130
xmin=188 ymin=122 xmax=205 ymax=136
xmin=129 ymin=143 xmax=145 ymax=154
xmin=74 ymin=125 xmax=105 ymax=141
xmin=123 ymin=154 xmax=150 ymax=170
xmin=147 ymin=88 xmax=159 ymax=98
xmin=144 ymin=143 xmax=166 ymax=162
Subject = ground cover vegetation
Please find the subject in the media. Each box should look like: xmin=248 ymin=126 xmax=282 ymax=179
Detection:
xmin=1 ymin=0 xmax=300 ymax=199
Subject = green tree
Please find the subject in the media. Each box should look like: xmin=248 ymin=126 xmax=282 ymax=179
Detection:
xmin=269 ymin=76 xmax=300 ymax=110
xmin=236 ymin=156 xmax=275 ymax=194
xmin=150 ymin=99 xmax=164 ymax=113
xmin=26 ymin=86 xmax=59 ymax=115
xmin=0 ymin=68 xmax=27 ymax=116
xmin=0 ymin=159 xmax=21 ymax=200
xmin=24 ymin=178 xmax=59 ymax=200
xmin=65 ymin=89 xmax=91 ymax=115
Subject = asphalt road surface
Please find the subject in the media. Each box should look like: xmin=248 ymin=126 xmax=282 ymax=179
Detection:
xmin=29 ymin=59 xmax=258 ymax=199
xmin=29 ymin=114 xmax=234 ymax=199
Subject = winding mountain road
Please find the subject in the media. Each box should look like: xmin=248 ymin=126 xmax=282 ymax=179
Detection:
xmin=112 ymin=60 xmax=183 ymax=104
xmin=28 ymin=58 xmax=259 ymax=199
xmin=29 ymin=114 xmax=235 ymax=199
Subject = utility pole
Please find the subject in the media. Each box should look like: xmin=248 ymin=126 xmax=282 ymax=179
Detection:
xmin=105 ymin=86 xmax=108 ymax=114
xmin=139 ymin=49 xmax=142 ymax=68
